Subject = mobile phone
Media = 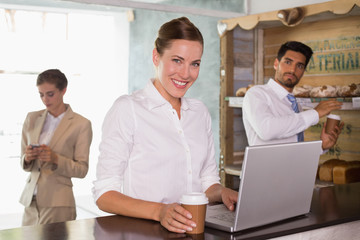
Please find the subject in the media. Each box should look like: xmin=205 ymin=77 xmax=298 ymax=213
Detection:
xmin=30 ymin=144 xmax=40 ymax=148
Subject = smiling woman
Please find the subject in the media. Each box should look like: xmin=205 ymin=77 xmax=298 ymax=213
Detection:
xmin=0 ymin=6 xmax=129 ymax=229
xmin=92 ymin=17 xmax=238 ymax=234
xmin=152 ymin=39 xmax=203 ymax=117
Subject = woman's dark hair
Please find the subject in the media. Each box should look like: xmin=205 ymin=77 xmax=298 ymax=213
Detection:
xmin=37 ymin=69 xmax=68 ymax=91
xmin=155 ymin=17 xmax=203 ymax=55
xmin=277 ymin=41 xmax=313 ymax=67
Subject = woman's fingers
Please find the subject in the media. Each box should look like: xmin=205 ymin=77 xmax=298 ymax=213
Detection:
xmin=159 ymin=203 xmax=195 ymax=233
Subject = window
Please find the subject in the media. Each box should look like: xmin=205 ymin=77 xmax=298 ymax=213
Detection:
xmin=0 ymin=7 xmax=129 ymax=228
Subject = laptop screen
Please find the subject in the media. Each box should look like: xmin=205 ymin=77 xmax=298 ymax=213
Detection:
xmin=206 ymin=140 xmax=322 ymax=232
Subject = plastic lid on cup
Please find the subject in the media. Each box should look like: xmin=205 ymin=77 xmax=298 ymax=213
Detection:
xmin=327 ymin=114 xmax=341 ymax=120
xmin=179 ymin=192 xmax=209 ymax=205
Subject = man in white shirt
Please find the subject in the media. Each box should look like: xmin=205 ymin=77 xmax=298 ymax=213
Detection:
xmin=242 ymin=41 xmax=343 ymax=150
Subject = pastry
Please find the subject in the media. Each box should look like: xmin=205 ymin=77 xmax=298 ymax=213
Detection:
xmin=309 ymin=85 xmax=337 ymax=98
xmin=356 ymin=84 xmax=360 ymax=96
xmin=235 ymin=84 xmax=254 ymax=97
xmin=236 ymin=87 xmax=247 ymax=97
xmin=336 ymin=83 xmax=360 ymax=97
xmin=293 ymin=85 xmax=313 ymax=98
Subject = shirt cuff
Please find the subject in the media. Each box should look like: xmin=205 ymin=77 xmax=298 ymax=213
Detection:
xmin=92 ymin=177 xmax=123 ymax=202
xmin=321 ymin=148 xmax=329 ymax=154
xmin=300 ymin=109 xmax=319 ymax=128
xmin=202 ymin=175 xmax=221 ymax=193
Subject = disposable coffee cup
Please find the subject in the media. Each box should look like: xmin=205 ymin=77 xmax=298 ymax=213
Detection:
xmin=179 ymin=192 xmax=209 ymax=234
xmin=325 ymin=114 xmax=341 ymax=134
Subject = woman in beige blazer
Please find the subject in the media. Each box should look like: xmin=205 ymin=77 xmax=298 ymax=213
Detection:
xmin=20 ymin=69 xmax=92 ymax=226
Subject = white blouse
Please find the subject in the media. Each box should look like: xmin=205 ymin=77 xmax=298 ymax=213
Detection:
xmin=93 ymin=79 xmax=220 ymax=204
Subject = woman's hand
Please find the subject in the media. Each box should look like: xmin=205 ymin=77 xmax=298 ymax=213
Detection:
xmin=97 ymin=192 xmax=195 ymax=234
xmin=205 ymin=183 xmax=238 ymax=211
xmin=24 ymin=145 xmax=40 ymax=163
xmin=221 ymin=187 xmax=238 ymax=211
xmin=158 ymin=203 xmax=196 ymax=233
xmin=38 ymin=144 xmax=58 ymax=166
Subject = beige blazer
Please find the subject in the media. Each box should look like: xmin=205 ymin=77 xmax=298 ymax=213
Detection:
xmin=19 ymin=105 xmax=92 ymax=208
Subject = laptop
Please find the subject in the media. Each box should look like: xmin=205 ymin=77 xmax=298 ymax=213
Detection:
xmin=205 ymin=140 xmax=322 ymax=232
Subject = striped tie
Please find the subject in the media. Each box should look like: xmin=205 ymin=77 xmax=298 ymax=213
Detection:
xmin=287 ymin=94 xmax=304 ymax=142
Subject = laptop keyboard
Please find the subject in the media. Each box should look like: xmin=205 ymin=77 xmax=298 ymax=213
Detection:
xmin=207 ymin=204 xmax=236 ymax=223
xmin=211 ymin=212 xmax=235 ymax=222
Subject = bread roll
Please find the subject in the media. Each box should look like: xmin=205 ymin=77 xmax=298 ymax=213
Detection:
xmin=355 ymin=84 xmax=360 ymax=96
xmin=236 ymin=87 xmax=247 ymax=97
xmin=333 ymin=161 xmax=360 ymax=184
xmin=235 ymin=84 xmax=254 ymax=97
xmin=319 ymin=159 xmax=346 ymax=182
xmin=293 ymin=85 xmax=313 ymax=98
xmin=336 ymin=83 xmax=360 ymax=97
xmin=310 ymin=85 xmax=337 ymax=98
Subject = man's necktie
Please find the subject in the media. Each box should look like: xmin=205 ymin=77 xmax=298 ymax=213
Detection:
xmin=287 ymin=94 xmax=304 ymax=142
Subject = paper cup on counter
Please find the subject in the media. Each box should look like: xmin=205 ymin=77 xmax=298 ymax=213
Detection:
xmin=179 ymin=192 xmax=208 ymax=234
xmin=325 ymin=114 xmax=341 ymax=134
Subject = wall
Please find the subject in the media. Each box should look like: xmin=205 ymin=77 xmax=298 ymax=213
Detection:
xmin=127 ymin=9 xmax=227 ymax=162
xmin=248 ymin=0 xmax=331 ymax=14
xmin=127 ymin=0 xmax=330 ymax=164
xmin=0 ymin=0 xmax=332 ymax=167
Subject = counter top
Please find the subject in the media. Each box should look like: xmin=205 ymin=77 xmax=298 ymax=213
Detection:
xmin=1 ymin=183 xmax=359 ymax=240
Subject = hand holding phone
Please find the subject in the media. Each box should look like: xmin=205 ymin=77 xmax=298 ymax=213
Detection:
xmin=25 ymin=144 xmax=40 ymax=163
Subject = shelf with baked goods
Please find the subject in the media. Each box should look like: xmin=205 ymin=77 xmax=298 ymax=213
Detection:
xmin=219 ymin=0 xmax=360 ymax=189
xmin=296 ymin=97 xmax=360 ymax=110
xmin=225 ymin=96 xmax=360 ymax=110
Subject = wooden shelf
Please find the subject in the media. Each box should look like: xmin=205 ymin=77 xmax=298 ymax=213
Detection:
xmin=225 ymin=96 xmax=360 ymax=110
xmin=224 ymin=163 xmax=242 ymax=177
xmin=297 ymin=97 xmax=360 ymax=110
xmin=223 ymin=151 xmax=244 ymax=177
xmin=226 ymin=96 xmax=244 ymax=108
